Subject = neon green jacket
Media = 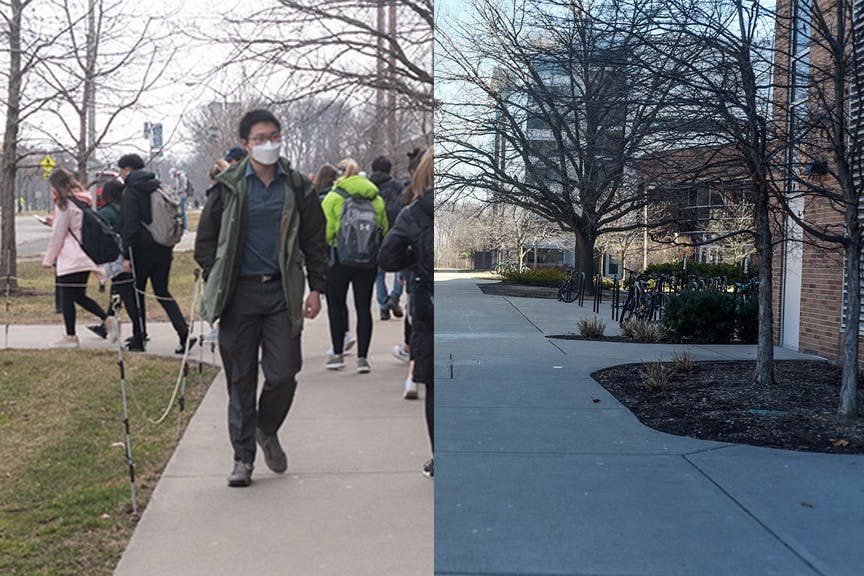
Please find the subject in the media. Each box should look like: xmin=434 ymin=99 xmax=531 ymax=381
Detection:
xmin=321 ymin=175 xmax=389 ymax=246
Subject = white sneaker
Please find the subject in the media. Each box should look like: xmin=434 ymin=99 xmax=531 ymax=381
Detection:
xmin=326 ymin=332 xmax=356 ymax=356
xmin=344 ymin=332 xmax=356 ymax=352
xmin=51 ymin=335 xmax=80 ymax=349
xmin=104 ymin=316 xmax=118 ymax=344
xmin=391 ymin=344 xmax=410 ymax=364
xmin=403 ymin=377 xmax=418 ymax=400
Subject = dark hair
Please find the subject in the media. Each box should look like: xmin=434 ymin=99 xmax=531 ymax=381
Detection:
xmin=407 ymin=147 xmax=426 ymax=174
xmin=313 ymin=164 xmax=339 ymax=194
xmin=49 ymin=168 xmax=86 ymax=210
xmin=118 ymin=153 xmax=145 ymax=170
xmin=239 ymin=109 xmax=282 ymax=141
xmin=224 ymin=146 xmax=247 ymax=162
xmin=371 ymin=156 xmax=391 ymax=174
xmin=101 ymin=179 xmax=124 ymax=205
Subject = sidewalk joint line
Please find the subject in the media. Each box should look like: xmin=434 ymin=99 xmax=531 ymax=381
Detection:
xmin=681 ymin=454 xmax=827 ymax=576
xmin=436 ymin=449 xmax=691 ymax=457
xmin=503 ymin=297 xmax=544 ymax=334
xmin=547 ymin=338 xmax=567 ymax=355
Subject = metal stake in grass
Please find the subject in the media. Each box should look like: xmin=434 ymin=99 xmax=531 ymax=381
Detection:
xmin=111 ymin=293 xmax=138 ymax=516
xmin=176 ymin=269 xmax=201 ymax=436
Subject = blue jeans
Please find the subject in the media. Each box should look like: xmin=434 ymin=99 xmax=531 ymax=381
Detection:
xmin=375 ymin=268 xmax=404 ymax=311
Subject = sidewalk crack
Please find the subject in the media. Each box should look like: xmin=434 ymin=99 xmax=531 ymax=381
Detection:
xmin=682 ymin=454 xmax=826 ymax=576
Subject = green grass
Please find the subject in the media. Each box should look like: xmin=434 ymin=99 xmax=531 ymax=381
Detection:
xmin=0 ymin=350 xmax=218 ymax=575
xmin=6 ymin=252 xmax=200 ymax=325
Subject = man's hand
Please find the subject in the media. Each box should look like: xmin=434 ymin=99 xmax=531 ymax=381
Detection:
xmin=304 ymin=290 xmax=321 ymax=319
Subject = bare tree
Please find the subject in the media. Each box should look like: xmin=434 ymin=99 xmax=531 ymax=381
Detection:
xmin=767 ymin=0 xmax=863 ymax=416
xmin=436 ymin=0 xmax=683 ymax=282
xmin=1 ymin=0 xmax=78 ymax=291
xmin=202 ymin=0 xmax=433 ymax=157
xmin=30 ymin=0 xmax=176 ymax=182
xmin=633 ymin=0 xmax=781 ymax=385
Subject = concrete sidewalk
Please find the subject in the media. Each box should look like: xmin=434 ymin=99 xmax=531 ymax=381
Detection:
xmin=4 ymin=289 xmax=432 ymax=575
xmin=435 ymin=272 xmax=864 ymax=576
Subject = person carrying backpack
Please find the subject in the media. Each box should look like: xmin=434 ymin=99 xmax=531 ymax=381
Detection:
xmin=378 ymin=148 xmax=434 ymax=479
xmin=118 ymin=153 xmax=193 ymax=354
xmin=96 ymin=179 xmax=145 ymax=351
xmin=321 ymin=157 xmax=388 ymax=372
xmin=42 ymin=168 xmax=114 ymax=348
xmin=368 ymin=155 xmax=406 ymax=321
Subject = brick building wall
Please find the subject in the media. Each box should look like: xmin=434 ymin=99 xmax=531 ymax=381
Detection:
xmin=772 ymin=0 xmax=864 ymax=362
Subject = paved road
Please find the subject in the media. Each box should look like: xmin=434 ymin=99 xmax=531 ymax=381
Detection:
xmin=435 ymin=272 xmax=864 ymax=576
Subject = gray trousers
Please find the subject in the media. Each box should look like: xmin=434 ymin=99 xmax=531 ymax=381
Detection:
xmin=218 ymin=278 xmax=302 ymax=464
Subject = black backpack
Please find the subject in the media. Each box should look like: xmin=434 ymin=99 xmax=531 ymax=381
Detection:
xmin=411 ymin=203 xmax=434 ymax=324
xmin=69 ymin=197 xmax=122 ymax=264
xmin=335 ymin=188 xmax=382 ymax=268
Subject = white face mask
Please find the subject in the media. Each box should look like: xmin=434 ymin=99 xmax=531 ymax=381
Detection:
xmin=250 ymin=141 xmax=281 ymax=165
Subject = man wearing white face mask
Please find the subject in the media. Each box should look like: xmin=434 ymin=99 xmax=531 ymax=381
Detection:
xmin=195 ymin=109 xmax=328 ymax=487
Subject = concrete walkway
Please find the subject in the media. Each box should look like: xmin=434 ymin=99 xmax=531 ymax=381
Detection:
xmin=435 ymin=272 xmax=864 ymax=576
xmin=3 ymin=282 xmax=432 ymax=575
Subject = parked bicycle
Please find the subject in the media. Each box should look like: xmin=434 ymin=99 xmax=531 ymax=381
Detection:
xmin=558 ymin=266 xmax=584 ymax=303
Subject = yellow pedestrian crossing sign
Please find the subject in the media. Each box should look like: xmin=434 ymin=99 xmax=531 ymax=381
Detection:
xmin=40 ymin=155 xmax=56 ymax=180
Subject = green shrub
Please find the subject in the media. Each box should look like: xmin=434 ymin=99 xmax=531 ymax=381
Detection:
xmin=499 ymin=267 xmax=567 ymax=287
xmin=661 ymin=290 xmax=737 ymax=343
xmin=736 ymin=297 xmax=759 ymax=344
xmin=644 ymin=261 xmax=756 ymax=284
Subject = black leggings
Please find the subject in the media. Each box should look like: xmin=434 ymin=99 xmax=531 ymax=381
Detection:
xmin=326 ymin=263 xmax=376 ymax=358
xmin=58 ymin=271 xmax=107 ymax=336
xmin=425 ymin=381 xmax=434 ymax=451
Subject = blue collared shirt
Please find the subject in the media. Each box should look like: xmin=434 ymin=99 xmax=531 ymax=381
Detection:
xmin=239 ymin=161 xmax=286 ymax=276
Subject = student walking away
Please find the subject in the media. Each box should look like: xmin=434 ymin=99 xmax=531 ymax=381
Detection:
xmin=321 ymin=158 xmax=389 ymax=373
xmin=96 ymin=179 xmax=145 ymax=351
xmin=313 ymin=163 xmax=339 ymax=203
xmin=195 ymin=109 xmax=328 ymax=487
xmin=379 ymin=148 xmax=434 ymax=478
xmin=368 ymin=155 xmax=405 ymax=321
xmin=314 ymin=162 xmax=356 ymax=355
xmin=42 ymin=168 xmax=115 ymax=349
xmin=118 ymin=153 xmax=193 ymax=354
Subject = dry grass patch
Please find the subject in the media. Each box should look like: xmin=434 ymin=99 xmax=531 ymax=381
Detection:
xmin=0 ymin=350 xmax=218 ymax=575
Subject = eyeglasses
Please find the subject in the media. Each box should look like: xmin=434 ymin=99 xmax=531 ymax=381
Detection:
xmin=248 ymin=132 xmax=282 ymax=145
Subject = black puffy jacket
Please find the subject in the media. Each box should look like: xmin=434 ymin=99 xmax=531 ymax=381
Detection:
xmin=379 ymin=189 xmax=433 ymax=383
xmin=120 ymin=169 xmax=162 ymax=256
xmin=368 ymin=171 xmax=405 ymax=228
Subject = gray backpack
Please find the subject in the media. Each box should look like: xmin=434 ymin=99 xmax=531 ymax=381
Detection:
xmin=335 ymin=188 xmax=381 ymax=268
xmin=144 ymin=186 xmax=184 ymax=247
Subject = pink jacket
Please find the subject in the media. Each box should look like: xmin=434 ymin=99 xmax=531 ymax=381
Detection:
xmin=42 ymin=190 xmax=102 ymax=278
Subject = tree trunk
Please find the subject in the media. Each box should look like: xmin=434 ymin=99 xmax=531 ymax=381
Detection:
xmin=840 ymin=230 xmax=860 ymax=417
xmin=754 ymin=185 xmax=774 ymax=386
xmin=573 ymin=229 xmax=596 ymax=290
xmin=1 ymin=0 xmax=23 ymax=292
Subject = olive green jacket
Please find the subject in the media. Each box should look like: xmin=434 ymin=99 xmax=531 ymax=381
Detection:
xmin=194 ymin=158 xmax=328 ymax=336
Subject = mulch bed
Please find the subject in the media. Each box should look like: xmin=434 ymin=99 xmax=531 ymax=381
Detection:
xmin=549 ymin=334 xmax=663 ymax=343
xmin=477 ymin=281 xmax=559 ymax=299
xmin=592 ymin=360 xmax=864 ymax=454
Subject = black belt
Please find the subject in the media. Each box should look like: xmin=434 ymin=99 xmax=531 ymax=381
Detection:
xmin=240 ymin=273 xmax=281 ymax=283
